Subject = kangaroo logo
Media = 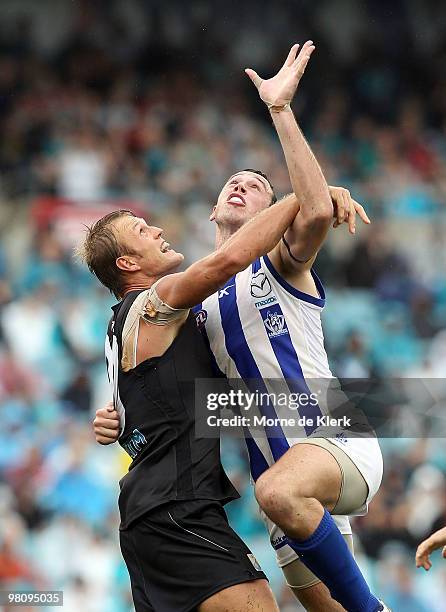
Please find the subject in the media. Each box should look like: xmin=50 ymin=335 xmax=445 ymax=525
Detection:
xmin=264 ymin=311 xmax=288 ymax=338
xmin=251 ymin=271 xmax=272 ymax=298
xmin=195 ymin=309 xmax=208 ymax=329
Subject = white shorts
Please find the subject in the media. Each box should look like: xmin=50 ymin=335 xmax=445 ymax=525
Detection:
xmin=261 ymin=435 xmax=383 ymax=569
xmin=326 ymin=434 xmax=383 ymax=512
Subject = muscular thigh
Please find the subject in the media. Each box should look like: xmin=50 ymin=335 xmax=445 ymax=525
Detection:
xmin=290 ymin=581 xmax=346 ymax=612
xmin=297 ymin=438 xmax=369 ymax=515
xmin=264 ymin=441 xmax=343 ymax=510
xmin=199 ymin=579 xmax=279 ymax=612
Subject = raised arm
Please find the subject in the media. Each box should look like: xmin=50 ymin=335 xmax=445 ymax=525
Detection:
xmin=157 ymin=193 xmax=299 ymax=309
xmin=245 ymin=41 xmax=332 ymax=269
xmin=246 ymin=43 xmax=371 ymax=275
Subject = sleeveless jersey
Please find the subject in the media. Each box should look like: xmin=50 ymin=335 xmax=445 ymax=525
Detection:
xmin=106 ymin=289 xmax=239 ymax=530
xmin=193 ymin=254 xmax=337 ymax=474
xmin=193 ymin=255 xmax=355 ymax=539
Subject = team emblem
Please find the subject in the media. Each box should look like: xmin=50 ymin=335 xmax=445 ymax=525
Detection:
xmin=264 ymin=311 xmax=288 ymax=338
xmin=218 ymin=284 xmax=234 ymax=298
xmin=251 ymin=271 xmax=272 ymax=298
xmin=122 ymin=428 xmax=147 ymax=459
xmin=195 ymin=309 xmax=208 ymax=328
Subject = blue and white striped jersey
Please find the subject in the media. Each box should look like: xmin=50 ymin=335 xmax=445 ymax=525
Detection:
xmin=193 ymin=254 xmax=337 ymax=481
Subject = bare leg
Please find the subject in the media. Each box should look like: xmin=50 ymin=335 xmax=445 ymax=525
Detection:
xmin=291 ymin=581 xmax=346 ymax=611
xmin=199 ymin=579 xmax=279 ymax=612
xmin=255 ymin=444 xmax=379 ymax=612
xmin=255 ymin=444 xmax=343 ymax=540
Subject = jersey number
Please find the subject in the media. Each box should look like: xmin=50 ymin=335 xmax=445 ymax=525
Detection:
xmin=105 ymin=332 xmax=125 ymax=436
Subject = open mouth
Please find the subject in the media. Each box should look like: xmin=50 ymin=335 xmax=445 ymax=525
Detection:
xmin=160 ymin=241 xmax=171 ymax=253
xmin=227 ymin=193 xmax=246 ymax=207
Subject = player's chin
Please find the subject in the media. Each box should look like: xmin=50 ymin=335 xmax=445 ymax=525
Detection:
xmin=220 ymin=206 xmax=248 ymax=223
xmin=165 ymin=250 xmax=184 ymax=265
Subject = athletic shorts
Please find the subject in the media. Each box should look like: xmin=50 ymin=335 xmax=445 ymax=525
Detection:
xmin=119 ymin=499 xmax=266 ymax=612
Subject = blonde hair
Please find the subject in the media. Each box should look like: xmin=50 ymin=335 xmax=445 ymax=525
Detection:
xmin=76 ymin=209 xmax=136 ymax=298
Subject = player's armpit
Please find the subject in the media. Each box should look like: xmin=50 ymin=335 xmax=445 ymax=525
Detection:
xmin=267 ymin=245 xmax=319 ymax=296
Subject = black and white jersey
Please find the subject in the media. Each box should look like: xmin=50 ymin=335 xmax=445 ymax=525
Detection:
xmin=105 ymin=289 xmax=239 ymax=530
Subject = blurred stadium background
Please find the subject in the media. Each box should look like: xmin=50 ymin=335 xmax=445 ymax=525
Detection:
xmin=0 ymin=1 xmax=445 ymax=610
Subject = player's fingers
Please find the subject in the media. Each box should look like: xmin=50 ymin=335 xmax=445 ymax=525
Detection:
xmin=96 ymin=435 xmax=117 ymax=445
xmin=95 ymin=418 xmax=120 ymax=430
xmin=293 ymin=41 xmax=315 ymax=68
xmin=94 ymin=417 xmax=120 ymax=430
xmin=416 ymin=540 xmax=436 ymax=569
xmin=95 ymin=408 xmax=119 ymax=420
xmin=294 ymin=46 xmax=315 ymax=78
xmin=345 ymin=194 xmax=356 ymax=234
xmin=106 ymin=401 xmax=115 ymax=411
xmin=336 ymin=195 xmax=346 ymax=225
xmin=442 ymin=546 xmax=446 ymax=558
xmin=96 ymin=407 xmax=114 ymax=419
xmin=415 ymin=549 xmax=428 ymax=569
xmin=354 ymin=200 xmax=371 ymax=224
xmin=285 ymin=43 xmax=300 ymax=66
xmin=294 ymin=40 xmax=313 ymax=61
xmin=415 ymin=547 xmax=424 ymax=564
xmin=95 ymin=426 xmax=120 ymax=439
xmin=244 ymin=68 xmax=262 ymax=89
xmin=348 ymin=210 xmax=356 ymax=234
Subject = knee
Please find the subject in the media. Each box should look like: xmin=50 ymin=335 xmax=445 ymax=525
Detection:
xmin=255 ymin=472 xmax=295 ymax=520
xmin=255 ymin=470 xmax=321 ymax=525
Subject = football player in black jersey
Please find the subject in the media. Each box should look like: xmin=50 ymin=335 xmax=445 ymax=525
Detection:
xmin=80 ymin=192 xmax=305 ymax=612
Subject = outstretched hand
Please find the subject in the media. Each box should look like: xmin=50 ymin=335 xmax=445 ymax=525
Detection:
xmin=416 ymin=527 xmax=446 ymax=571
xmin=245 ymin=41 xmax=315 ymax=109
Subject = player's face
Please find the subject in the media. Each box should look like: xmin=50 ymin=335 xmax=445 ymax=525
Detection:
xmin=115 ymin=216 xmax=184 ymax=277
xmin=211 ymin=171 xmax=273 ymax=228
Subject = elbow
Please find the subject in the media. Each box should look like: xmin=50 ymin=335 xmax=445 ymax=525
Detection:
xmin=298 ymin=193 xmax=333 ymax=227
xmin=316 ymin=207 xmax=333 ymax=225
xmin=302 ymin=208 xmax=332 ymax=231
xmin=313 ymin=196 xmax=334 ymax=223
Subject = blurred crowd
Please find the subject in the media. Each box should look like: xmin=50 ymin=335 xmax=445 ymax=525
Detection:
xmin=1 ymin=1 xmax=446 ymax=610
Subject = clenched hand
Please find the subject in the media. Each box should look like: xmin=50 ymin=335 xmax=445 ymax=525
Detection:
xmin=93 ymin=401 xmax=120 ymax=445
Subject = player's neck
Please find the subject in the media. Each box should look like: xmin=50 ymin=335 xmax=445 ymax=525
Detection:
xmin=214 ymin=224 xmax=240 ymax=249
xmin=120 ymin=274 xmax=159 ymax=298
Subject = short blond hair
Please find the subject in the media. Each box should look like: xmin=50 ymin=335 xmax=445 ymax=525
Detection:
xmin=77 ymin=209 xmax=136 ymax=298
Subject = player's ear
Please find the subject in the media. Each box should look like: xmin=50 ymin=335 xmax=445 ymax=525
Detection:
xmin=209 ymin=205 xmax=217 ymax=222
xmin=116 ymin=255 xmax=141 ymax=272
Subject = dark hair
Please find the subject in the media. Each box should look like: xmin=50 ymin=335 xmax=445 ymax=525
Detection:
xmin=77 ymin=209 xmax=136 ymax=299
xmin=242 ymin=168 xmax=277 ymax=204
